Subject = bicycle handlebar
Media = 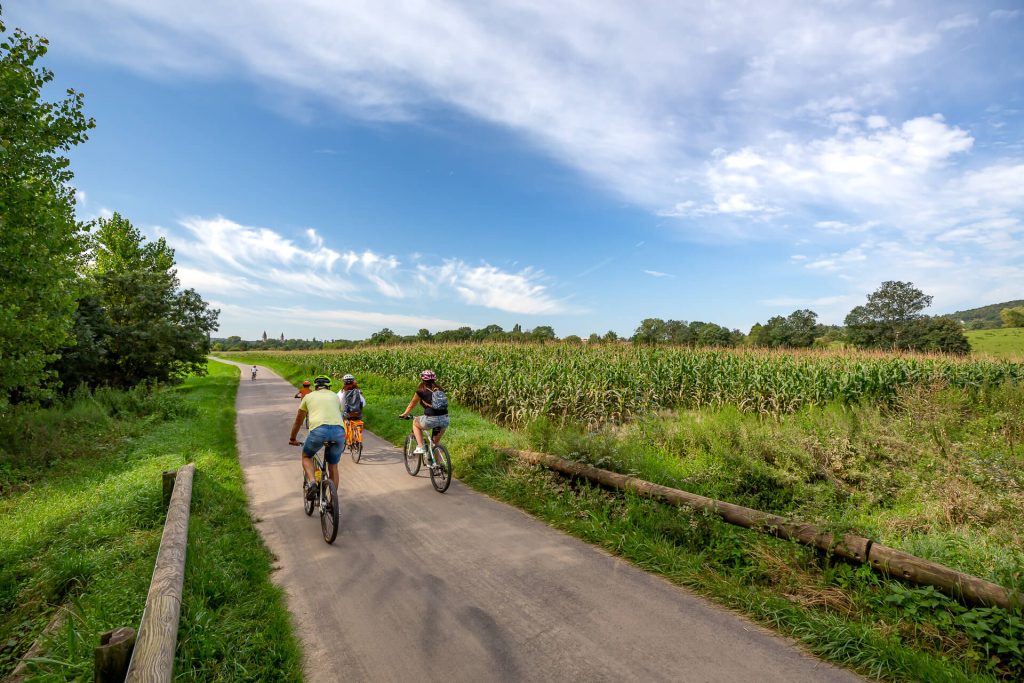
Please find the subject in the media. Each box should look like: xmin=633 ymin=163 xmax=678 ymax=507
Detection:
xmin=397 ymin=414 xmax=412 ymax=420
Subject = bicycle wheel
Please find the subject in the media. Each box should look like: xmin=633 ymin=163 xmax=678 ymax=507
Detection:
xmin=352 ymin=440 xmax=363 ymax=464
xmin=404 ymin=434 xmax=420 ymax=475
xmin=320 ymin=479 xmax=339 ymax=544
xmin=429 ymin=445 xmax=452 ymax=493
xmin=302 ymin=473 xmax=314 ymax=516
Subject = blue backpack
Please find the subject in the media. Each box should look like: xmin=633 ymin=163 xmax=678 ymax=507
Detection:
xmin=430 ymin=388 xmax=448 ymax=411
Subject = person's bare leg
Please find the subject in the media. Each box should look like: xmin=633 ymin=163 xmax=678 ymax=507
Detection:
xmin=302 ymin=455 xmax=316 ymax=483
xmin=412 ymin=420 xmax=425 ymax=449
xmin=432 ymin=427 xmax=447 ymax=445
xmin=328 ymin=462 xmax=340 ymax=489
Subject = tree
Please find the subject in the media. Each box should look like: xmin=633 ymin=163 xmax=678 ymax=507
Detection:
xmin=633 ymin=318 xmax=668 ymax=344
xmin=845 ymin=281 xmax=933 ymax=349
xmin=57 ymin=213 xmax=219 ymax=389
xmin=530 ymin=325 xmax=556 ymax=342
xmin=563 ymin=334 xmax=582 ymax=344
xmin=1 ymin=15 xmax=94 ymax=406
xmin=749 ymin=310 xmax=820 ymax=348
xmin=845 ymin=281 xmax=966 ymax=353
xmin=587 ymin=332 xmax=601 ymax=344
xmin=417 ymin=328 xmax=432 ymax=340
xmin=602 ymin=330 xmax=619 ymax=343
xmin=370 ymin=328 xmax=397 ymax=345
xmin=1000 ymin=306 xmax=1024 ymax=328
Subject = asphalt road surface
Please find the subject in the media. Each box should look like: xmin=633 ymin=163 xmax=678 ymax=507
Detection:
xmin=222 ymin=360 xmax=861 ymax=682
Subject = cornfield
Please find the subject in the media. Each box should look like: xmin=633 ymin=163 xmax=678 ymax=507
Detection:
xmin=240 ymin=344 xmax=1024 ymax=427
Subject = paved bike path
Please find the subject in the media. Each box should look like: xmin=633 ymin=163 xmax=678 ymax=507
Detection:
xmin=224 ymin=361 xmax=861 ymax=682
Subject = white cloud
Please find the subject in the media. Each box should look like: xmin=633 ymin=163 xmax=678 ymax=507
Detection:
xmin=265 ymin=306 xmax=470 ymax=334
xmin=643 ymin=269 xmax=673 ymax=278
xmin=422 ymin=260 xmax=565 ymax=315
xmin=937 ymin=14 xmax=978 ymax=31
xmin=15 ymin=0 xmax=985 ymax=214
xmin=990 ymin=9 xmax=1021 ymax=21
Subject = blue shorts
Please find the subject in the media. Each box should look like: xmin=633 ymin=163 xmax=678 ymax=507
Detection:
xmin=302 ymin=424 xmax=345 ymax=465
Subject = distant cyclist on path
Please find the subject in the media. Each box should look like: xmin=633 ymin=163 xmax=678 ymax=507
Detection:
xmin=337 ymin=374 xmax=365 ymax=443
xmin=289 ymin=375 xmax=345 ymax=497
xmin=251 ymin=365 xmax=258 ymax=381
xmin=294 ymin=379 xmax=312 ymax=399
xmin=399 ymin=370 xmax=449 ymax=457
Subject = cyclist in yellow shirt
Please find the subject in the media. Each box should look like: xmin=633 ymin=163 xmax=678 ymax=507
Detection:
xmin=289 ymin=375 xmax=344 ymax=499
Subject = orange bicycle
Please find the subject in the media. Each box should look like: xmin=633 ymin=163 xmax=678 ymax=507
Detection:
xmin=345 ymin=419 xmax=364 ymax=463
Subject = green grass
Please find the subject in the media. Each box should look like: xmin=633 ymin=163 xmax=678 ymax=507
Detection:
xmin=224 ymin=351 xmax=1024 ymax=682
xmin=968 ymin=328 xmax=1024 ymax=359
xmin=0 ymin=362 xmax=302 ymax=681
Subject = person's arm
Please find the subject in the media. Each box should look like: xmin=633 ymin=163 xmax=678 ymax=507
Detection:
xmin=289 ymin=409 xmax=306 ymax=444
xmin=400 ymin=393 xmax=421 ymax=417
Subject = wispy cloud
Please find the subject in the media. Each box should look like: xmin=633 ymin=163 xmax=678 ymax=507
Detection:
xmin=643 ymin=269 xmax=673 ymax=278
xmin=421 ymin=259 xmax=566 ymax=315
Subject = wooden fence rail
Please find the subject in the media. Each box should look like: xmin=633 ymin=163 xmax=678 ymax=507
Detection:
xmin=96 ymin=462 xmax=195 ymax=683
xmin=501 ymin=448 xmax=1021 ymax=610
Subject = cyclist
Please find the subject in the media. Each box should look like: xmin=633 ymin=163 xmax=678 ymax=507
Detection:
xmin=289 ymin=375 xmax=345 ymax=498
xmin=250 ymin=365 xmax=258 ymax=381
xmin=337 ymin=374 xmax=365 ymax=445
xmin=399 ymin=370 xmax=449 ymax=457
xmin=294 ymin=379 xmax=312 ymax=399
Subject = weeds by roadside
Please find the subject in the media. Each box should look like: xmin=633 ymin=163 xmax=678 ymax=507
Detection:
xmin=0 ymin=362 xmax=301 ymax=681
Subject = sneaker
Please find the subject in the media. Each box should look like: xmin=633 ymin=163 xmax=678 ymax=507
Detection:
xmin=305 ymin=481 xmax=317 ymax=501
xmin=413 ymin=446 xmax=425 ymax=455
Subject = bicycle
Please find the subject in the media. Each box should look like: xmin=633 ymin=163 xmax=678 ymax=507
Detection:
xmin=345 ymin=419 xmax=364 ymax=463
xmin=398 ymin=415 xmax=452 ymax=493
xmin=297 ymin=439 xmax=340 ymax=543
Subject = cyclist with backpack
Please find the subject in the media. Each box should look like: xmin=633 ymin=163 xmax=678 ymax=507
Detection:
xmin=399 ymin=370 xmax=449 ymax=456
xmin=337 ymin=374 xmax=365 ymax=444
xmin=289 ymin=375 xmax=345 ymax=497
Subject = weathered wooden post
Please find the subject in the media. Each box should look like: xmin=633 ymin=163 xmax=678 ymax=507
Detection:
xmin=94 ymin=627 xmax=136 ymax=683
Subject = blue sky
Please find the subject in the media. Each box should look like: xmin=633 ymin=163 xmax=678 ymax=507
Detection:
xmin=8 ymin=1 xmax=1024 ymax=339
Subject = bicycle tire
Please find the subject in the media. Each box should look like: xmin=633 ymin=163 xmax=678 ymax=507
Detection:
xmin=404 ymin=435 xmax=420 ymax=475
xmin=320 ymin=479 xmax=339 ymax=544
xmin=429 ymin=444 xmax=452 ymax=493
xmin=302 ymin=473 xmax=314 ymax=516
xmin=352 ymin=440 xmax=363 ymax=464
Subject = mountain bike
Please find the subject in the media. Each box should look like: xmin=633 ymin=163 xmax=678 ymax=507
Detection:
xmin=297 ymin=439 xmax=340 ymax=543
xmin=345 ymin=419 xmax=364 ymax=463
xmin=398 ymin=415 xmax=452 ymax=493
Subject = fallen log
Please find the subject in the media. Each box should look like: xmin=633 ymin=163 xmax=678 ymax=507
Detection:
xmin=501 ymin=448 xmax=1020 ymax=610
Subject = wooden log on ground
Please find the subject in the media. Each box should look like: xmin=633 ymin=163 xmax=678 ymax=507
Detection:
xmin=94 ymin=627 xmax=136 ymax=683
xmin=125 ymin=462 xmax=195 ymax=683
xmin=501 ymin=448 xmax=1020 ymax=609
xmin=869 ymin=543 xmax=1019 ymax=609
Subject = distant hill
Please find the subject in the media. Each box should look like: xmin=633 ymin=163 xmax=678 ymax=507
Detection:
xmin=942 ymin=300 xmax=1024 ymax=330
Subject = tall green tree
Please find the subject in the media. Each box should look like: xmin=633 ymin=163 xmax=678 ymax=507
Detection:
xmin=0 ymin=15 xmax=94 ymax=406
xmin=845 ymin=281 xmax=967 ymax=353
xmin=845 ymin=281 xmax=933 ymax=349
xmin=57 ymin=213 xmax=219 ymax=389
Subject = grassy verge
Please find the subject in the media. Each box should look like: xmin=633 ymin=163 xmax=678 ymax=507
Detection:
xmin=226 ymin=353 xmax=1024 ymax=682
xmin=0 ymin=362 xmax=302 ymax=681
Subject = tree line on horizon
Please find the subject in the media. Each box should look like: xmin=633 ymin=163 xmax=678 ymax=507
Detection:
xmin=215 ymin=281 xmax=975 ymax=355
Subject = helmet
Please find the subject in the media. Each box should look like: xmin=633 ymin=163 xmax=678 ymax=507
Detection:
xmin=302 ymin=380 xmax=311 ymax=386
xmin=313 ymin=375 xmax=332 ymax=388
xmin=420 ymin=369 xmax=437 ymax=381
xmin=342 ymin=374 xmax=355 ymax=383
